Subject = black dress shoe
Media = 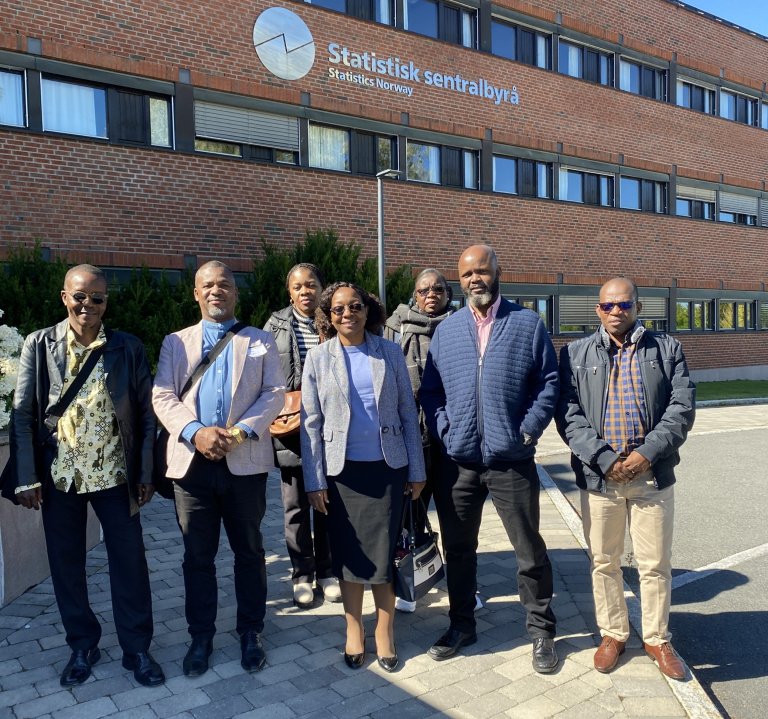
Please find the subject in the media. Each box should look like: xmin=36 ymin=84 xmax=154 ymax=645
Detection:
xmin=428 ymin=628 xmax=477 ymax=661
xmin=377 ymin=654 xmax=399 ymax=672
xmin=240 ymin=631 xmax=266 ymax=672
xmin=60 ymin=647 xmax=101 ymax=686
xmin=122 ymin=651 xmax=165 ymax=687
xmin=183 ymin=637 xmax=213 ymax=677
xmin=532 ymin=637 xmax=559 ymax=674
xmin=343 ymin=651 xmax=366 ymax=669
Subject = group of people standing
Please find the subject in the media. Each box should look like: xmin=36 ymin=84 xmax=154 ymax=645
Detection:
xmin=3 ymin=242 xmax=695 ymax=691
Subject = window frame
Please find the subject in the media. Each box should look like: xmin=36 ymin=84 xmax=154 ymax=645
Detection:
xmin=559 ymin=167 xmax=614 ymax=207
xmin=619 ymin=176 xmax=667 ymax=213
xmin=308 ymin=123 xmax=351 ymax=173
xmin=41 ymin=75 xmax=109 ymax=139
xmin=557 ymin=38 xmax=613 ymax=86
xmin=403 ymin=0 xmax=478 ymax=48
xmin=493 ymin=155 xmax=553 ymax=199
xmin=490 ymin=17 xmax=552 ymax=70
xmin=719 ymin=88 xmax=758 ymax=126
xmin=618 ymin=57 xmax=667 ymax=101
xmin=0 ymin=67 xmax=26 ymax=128
xmin=676 ymin=77 xmax=716 ymax=115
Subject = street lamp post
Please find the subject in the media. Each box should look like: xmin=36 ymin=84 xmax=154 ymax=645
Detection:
xmin=376 ymin=168 xmax=401 ymax=309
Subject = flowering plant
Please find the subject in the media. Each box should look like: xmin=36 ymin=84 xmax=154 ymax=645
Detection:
xmin=0 ymin=309 xmax=25 ymax=430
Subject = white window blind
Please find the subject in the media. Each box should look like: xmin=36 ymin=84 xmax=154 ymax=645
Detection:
xmin=195 ymin=101 xmax=299 ymax=151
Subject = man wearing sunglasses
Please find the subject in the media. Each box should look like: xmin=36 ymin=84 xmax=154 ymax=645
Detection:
xmin=7 ymin=264 xmax=165 ymax=688
xmin=556 ymin=277 xmax=695 ymax=679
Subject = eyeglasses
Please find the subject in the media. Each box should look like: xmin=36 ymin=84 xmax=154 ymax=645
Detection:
xmin=598 ymin=301 xmax=634 ymax=313
xmin=329 ymin=302 xmax=365 ymax=316
xmin=65 ymin=291 xmax=108 ymax=305
xmin=415 ymin=285 xmax=446 ymax=297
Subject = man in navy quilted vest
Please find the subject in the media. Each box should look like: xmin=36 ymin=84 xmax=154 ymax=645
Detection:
xmin=420 ymin=244 xmax=560 ymax=673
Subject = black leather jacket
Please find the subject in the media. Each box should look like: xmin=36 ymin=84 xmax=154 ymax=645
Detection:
xmin=556 ymin=327 xmax=695 ymax=492
xmin=9 ymin=319 xmax=155 ymax=515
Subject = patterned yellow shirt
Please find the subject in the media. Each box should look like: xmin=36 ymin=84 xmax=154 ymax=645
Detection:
xmin=50 ymin=326 xmax=126 ymax=493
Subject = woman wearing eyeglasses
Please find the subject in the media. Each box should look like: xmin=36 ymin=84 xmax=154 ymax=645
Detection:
xmin=383 ymin=269 xmax=454 ymax=613
xmin=300 ymin=282 xmax=426 ymax=673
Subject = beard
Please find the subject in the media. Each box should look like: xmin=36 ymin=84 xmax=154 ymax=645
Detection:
xmin=463 ymin=276 xmax=499 ymax=310
xmin=207 ymin=304 xmax=227 ymax=319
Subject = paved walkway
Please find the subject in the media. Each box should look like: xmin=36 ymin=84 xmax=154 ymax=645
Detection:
xmin=3 ymin=406 xmax=750 ymax=719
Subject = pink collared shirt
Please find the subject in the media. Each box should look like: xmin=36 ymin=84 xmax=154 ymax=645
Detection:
xmin=469 ymin=294 xmax=502 ymax=357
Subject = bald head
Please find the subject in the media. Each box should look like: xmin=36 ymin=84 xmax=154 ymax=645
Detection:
xmin=194 ymin=261 xmax=238 ymax=322
xmin=596 ymin=277 xmax=641 ymax=344
xmin=195 ymin=260 xmax=235 ymax=285
xmin=64 ymin=264 xmax=107 ymax=289
xmin=458 ymin=245 xmax=500 ymax=315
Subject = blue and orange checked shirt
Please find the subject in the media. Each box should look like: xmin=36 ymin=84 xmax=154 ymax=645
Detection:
xmin=602 ymin=323 xmax=647 ymax=457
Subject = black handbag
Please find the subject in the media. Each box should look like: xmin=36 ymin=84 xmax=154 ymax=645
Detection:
xmin=393 ymin=498 xmax=445 ymax=602
xmin=153 ymin=322 xmax=246 ymax=499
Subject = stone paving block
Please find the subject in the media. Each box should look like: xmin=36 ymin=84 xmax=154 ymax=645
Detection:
xmin=148 ymin=688 xmax=212 ymax=718
xmin=330 ymin=668 xmax=388 ymax=698
xmin=251 ymin=659 xmax=306 ymax=686
xmin=284 ymin=687 xmax=346 ymax=715
xmin=0 ymin=639 xmax=41 ymax=661
xmin=550 ymin=699 xmax=618 ymax=719
xmin=39 ymin=633 xmax=69 ymax=650
xmin=502 ymin=693 xmax=567 ymax=718
xmin=297 ymin=630 xmax=345 ymax=655
xmin=454 ymin=668 xmax=512 ymax=697
xmin=498 ymin=673 xmax=555 ymax=706
xmin=242 ymin=679 xmax=297 ymax=708
xmin=51 ymin=696 xmax=118 ymax=719
xmin=19 ymin=644 xmax=71 ymax=670
xmin=295 ymin=646 xmax=343 ymax=671
xmin=34 ymin=675 xmax=71 ymax=698
xmin=266 ymin=640 xmax=310 ymax=665
xmin=589 ymin=687 xmax=626 ymax=714
xmin=111 ymin=683 xmax=171 ymax=711
xmin=611 ymin=676 xmax=675 ymax=698
xmin=544 ymin=677 xmax=600 ymax=708
xmin=621 ymin=696 xmax=686 ymax=716
xmin=0 ymin=657 xmax=21 ymax=678
xmin=1 ymin=663 xmax=56 ymax=690
xmin=164 ymin=668 xmax=225 ymax=694
xmin=203 ymin=673 xmax=263 ymax=702
xmin=13 ymin=690 xmax=76 ymax=719
xmin=0 ymin=615 xmax=31 ymax=629
xmin=189 ymin=695 xmax=253 ymax=719
xmin=232 ymin=703 xmax=297 ymax=719
xmin=326 ymin=691 xmax=388 ymax=719
xmin=411 ymin=685 xmax=474 ymax=711
xmin=456 ymin=691 xmax=516 ymax=718
xmin=0 ymin=684 xmax=39 ymax=709
xmin=71 ymin=674 xmax=134 ymax=703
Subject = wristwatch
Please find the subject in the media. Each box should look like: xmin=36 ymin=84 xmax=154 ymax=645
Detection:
xmin=229 ymin=427 xmax=247 ymax=444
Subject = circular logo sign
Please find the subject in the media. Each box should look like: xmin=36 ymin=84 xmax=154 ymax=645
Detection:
xmin=253 ymin=7 xmax=315 ymax=81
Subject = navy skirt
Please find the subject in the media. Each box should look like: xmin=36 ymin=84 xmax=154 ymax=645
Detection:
xmin=326 ymin=460 xmax=407 ymax=584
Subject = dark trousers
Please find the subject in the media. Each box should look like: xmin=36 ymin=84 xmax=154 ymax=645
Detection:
xmin=41 ymin=483 xmax=153 ymax=654
xmin=174 ymin=455 xmax=267 ymax=640
xmin=434 ymin=457 xmax=556 ymax=638
xmin=280 ymin=466 xmax=332 ymax=584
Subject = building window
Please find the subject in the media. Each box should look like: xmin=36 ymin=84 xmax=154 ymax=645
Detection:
xmin=719 ymin=89 xmax=758 ymax=126
xmin=719 ymin=191 xmax=758 ymax=226
xmin=618 ymin=59 xmax=666 ymax=100
xmin=559 ymin=168 xmax=614 ymax=207
xmin=493 ymin=156 xmax=552 ymax=198
xmin=194 ymin=101 xmax=300 ymax=163
xmin=306 ymin=0 xmax=393 ymax=23
xmin=676 ymin=300 xmax=714 ymax=331
xmin=112 ymin=90 xmax=172 ymax=147
xmin=491 ymin=19 xmax=551 ymax=69
xmin=558 ymin=40 xmax=613 ymax=86
xmin=512 ymin=296 xmax=552 ymax=331
xmin=406 ymin=141 xmax=441 ymax=184
xmin=404 ymin=0 xmax=477 ymax=47
xmin=0 ymin=69 xmax=25 ymax=127
xmin=352 ymin=131 xmax=397 ymax=175
xmin=676 ymin=184 xmax=715 ymax=220
xmin=676 ymin=79 xmax=715 ymax=115
xmin=42 ymin=77 xmax=107 ymax=138
xmin=309 ymin=124 xmax=350 ymax=172
xmin=760 ymin=301 xmax=768 ymax=330
xmin=762 ymin=103 xmax=768 ymax=130
xmin=620 ymin=177 xmax=666 ymax=213
xmin=718 ymin=300 xmax=755 ymax=330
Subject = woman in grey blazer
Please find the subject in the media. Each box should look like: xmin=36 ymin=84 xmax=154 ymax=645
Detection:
xmin=301 ymin=282 xmax=426 ymax=673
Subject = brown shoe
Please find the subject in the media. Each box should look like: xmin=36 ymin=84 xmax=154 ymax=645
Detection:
xmin=594 ymin=637 xmax=626 ymax=673
xmin=644 ymin=642 xmax=686 ymax=680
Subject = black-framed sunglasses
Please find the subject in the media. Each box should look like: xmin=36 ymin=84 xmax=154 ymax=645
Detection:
xmin=329 ymin=302 xmax=365 ymax=316
xmin=598 ymin=301 xmax=634 ymax=313
xmin=415 ymin=285 xmax=446 ymax=297
xmin=65 ymin=291 xmax=108 ymax=305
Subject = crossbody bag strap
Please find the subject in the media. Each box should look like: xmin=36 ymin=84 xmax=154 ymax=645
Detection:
xmin=44 ymin=345 xmax=106 ymax=431
xmin=179 ymin=321 xmax=247 ymax=401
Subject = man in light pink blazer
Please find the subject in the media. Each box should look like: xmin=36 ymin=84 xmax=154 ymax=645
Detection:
xmin=153 ymin=261 xmax=285 ymax=678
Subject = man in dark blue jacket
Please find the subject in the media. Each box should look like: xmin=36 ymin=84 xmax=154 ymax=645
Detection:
xmin=556 ymin=277 xmax=695 ymax=680
xmin=420 ymin=245 xmax=560 ymax=672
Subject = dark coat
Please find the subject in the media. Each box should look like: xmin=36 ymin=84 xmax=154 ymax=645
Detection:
xmin=263 ymin=306 xmax=310 ymax=468
xmin=7 ymin=319 xmax=155 ymax=515
xmin=555 ymin=327 xmax=696 ymax=491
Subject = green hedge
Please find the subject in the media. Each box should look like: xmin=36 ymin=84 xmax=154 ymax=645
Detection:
xmin=0 ymin=232 xmax=414 ymax=369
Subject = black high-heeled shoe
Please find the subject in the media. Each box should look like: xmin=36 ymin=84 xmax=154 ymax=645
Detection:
xmin=377 ymin=653 xmax=399 ymax=672
xmin=344 ymin=651 xmax=366 ymax=669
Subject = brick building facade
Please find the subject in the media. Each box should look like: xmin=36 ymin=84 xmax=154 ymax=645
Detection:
xmin=1 ymin=0 xmax=767 ymax=377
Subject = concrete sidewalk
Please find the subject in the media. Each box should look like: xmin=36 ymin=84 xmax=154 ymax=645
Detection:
xmin=0 ymin=466 xmax=717 ymax=719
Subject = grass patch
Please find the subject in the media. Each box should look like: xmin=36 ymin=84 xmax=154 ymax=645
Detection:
xmin=695 ymin=380 xmax=768 ymax=401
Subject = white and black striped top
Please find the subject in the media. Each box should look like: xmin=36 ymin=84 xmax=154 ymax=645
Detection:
xmin=292 ymin=308 xmax=319 ymax=365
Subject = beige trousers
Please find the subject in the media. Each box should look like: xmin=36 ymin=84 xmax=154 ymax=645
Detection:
xmin=581 ymin=474 xmax=674 ymax=646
